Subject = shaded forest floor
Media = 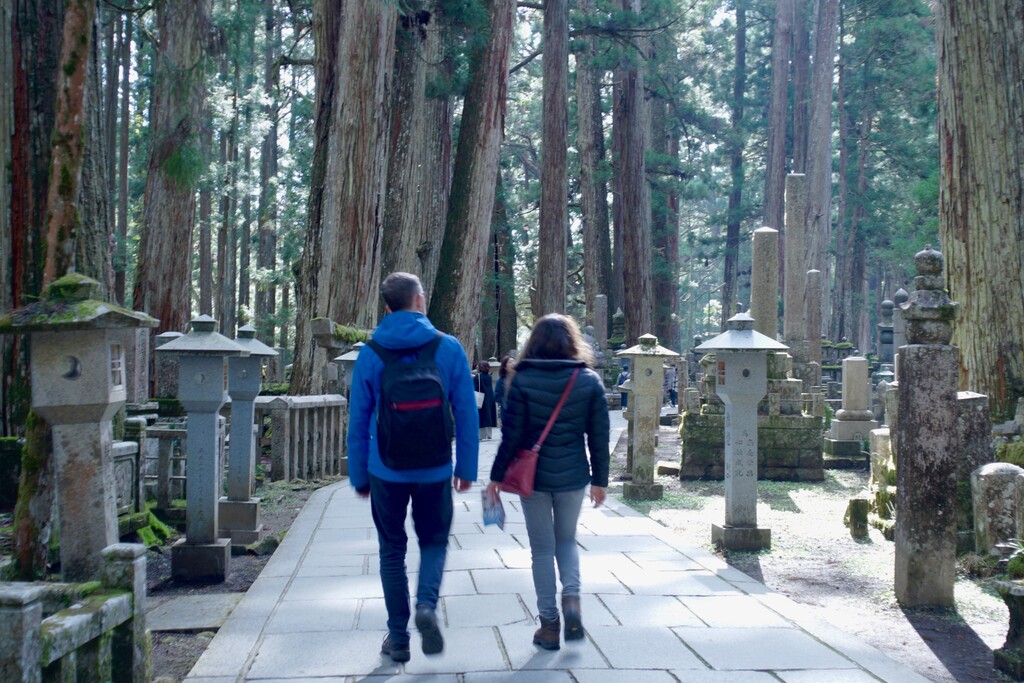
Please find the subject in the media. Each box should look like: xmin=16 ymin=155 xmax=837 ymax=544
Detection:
xmin=609 ymin=422 xmax=1011 ymax=683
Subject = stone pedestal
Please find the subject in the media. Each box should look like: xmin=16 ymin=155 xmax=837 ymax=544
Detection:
xmin=154 ymin=332 xmax=184 ymax=398
xmin=972 ymin=463 xmax=1024 ymax=555
xmin=618 ymin=335 xmax=677 ymax=500
xmin=171 ymin=538 xmax=232 ymax=582
xmin=218 ymin=498 xmax=263 ymax=545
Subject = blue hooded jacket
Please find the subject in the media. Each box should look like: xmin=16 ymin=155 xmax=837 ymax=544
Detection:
xmin=347 ymin=310 xmax=479 ymax=491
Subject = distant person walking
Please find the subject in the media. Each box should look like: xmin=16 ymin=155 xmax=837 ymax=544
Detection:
xmin=617 ymin=365 xmax=630 ymax=408
xmin=475 ymin=360 xmax=497 ymax=439
xmin=347 ymin=272 xmax=479 ymax=663
xmin=664 ymin=363 xmax=678 ymax=407
xmin=487 ymin=314 xmax=610 ymax=651
xmin=494 ymin=355 xmax=514 ymax=420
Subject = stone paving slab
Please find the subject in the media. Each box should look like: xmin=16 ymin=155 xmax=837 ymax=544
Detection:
xmin=186 ymin=414 xmax=933 ymax=682
xmin=147 ymin=593 xmax=244 ymax=632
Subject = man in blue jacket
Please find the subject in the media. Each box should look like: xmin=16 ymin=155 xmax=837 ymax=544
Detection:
xmin=347 ymin=272 xmax=479 ymax=662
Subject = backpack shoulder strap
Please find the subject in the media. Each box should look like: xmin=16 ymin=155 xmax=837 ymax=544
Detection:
xmin=367 ymin=332 xmax=443 ymax=365
xmin=418 ymin=332 xmax=444 ymax=361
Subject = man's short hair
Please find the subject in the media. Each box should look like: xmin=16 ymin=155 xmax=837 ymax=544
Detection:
xmin=381 ymin=272 xmax=424 ymax=312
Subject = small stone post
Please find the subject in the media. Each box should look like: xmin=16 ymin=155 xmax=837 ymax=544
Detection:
xmin=971 ymin=463 xmax=1024 ymax=555
xmin=158 ymin=315 xmax=247 ymax=582
xmin=618 ymin=335 xmax=678 ymax=500
xmin=696 ymin=313 xmax=788 ymax=550
xmin=0 ymin=274 xmax=157 ymax=580
xmin=594 ymin=294 xmax=608 ymax=350
xmin=220 ymin=325 xmax=277 ymax=545
xmin=749 ymin=227 xmax=779 ymax=340
xmin=0 ymin=583 xmax=44 ymax=682
xmin=894 ymin=245 xmax=959 ymax=608
xmin=878 ymin=299 xmax=895 ymax=363
xmin=892 ymin=288 xmax=909 ymax=353
xmin=102 ymin=543 xmax=150 ymax=683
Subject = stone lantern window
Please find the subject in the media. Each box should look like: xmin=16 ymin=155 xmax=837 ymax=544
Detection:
xmin=110 ymin=342 xmax=125 ymax=389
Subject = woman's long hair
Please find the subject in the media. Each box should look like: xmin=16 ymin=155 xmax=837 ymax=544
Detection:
xmin=520 ymin=314 xmax=595 ymax=367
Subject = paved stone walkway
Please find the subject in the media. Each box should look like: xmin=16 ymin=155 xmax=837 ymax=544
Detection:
xmin=185 ymin=414 xmax=929 ymax=682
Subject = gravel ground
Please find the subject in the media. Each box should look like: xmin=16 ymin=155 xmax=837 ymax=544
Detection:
xmin=609 ymin=422 xmax=1012 ymax=683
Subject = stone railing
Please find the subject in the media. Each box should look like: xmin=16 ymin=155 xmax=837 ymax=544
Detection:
xmin=0 ymin=544 xmax=148 ymax=682
xmin=255 ymin=394 xmax=348 ymax=482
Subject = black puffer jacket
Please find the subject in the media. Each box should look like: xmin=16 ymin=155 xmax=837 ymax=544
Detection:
xmin=490 ymin=358 xmax=610 ymax=492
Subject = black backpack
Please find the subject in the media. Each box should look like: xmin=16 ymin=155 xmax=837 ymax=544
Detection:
xmin=366 ymin=333 xmax=454 ymax=470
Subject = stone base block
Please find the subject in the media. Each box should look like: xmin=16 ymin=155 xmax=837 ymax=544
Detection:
xmin=171 ymin=537 xmax=231 ymax=582
xmin=712 ymin=524 xmax=771 ymax=551
xmin=623 ymin=482 xmax=664 ymax=500
xmin=829 ymin=419 xmax=878 ymax=442
xmin=223 ymin=526 xmax=264 ymax=546
xmin=219 ymin=498 xmax=261 ymax=530
xmin=823 ymin=438 xmax=868 ymax=469
xmin=656 ymin=460 xmax=681 ymax=477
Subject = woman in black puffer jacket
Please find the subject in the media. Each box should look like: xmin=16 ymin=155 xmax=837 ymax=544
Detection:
xmin=486 ymin=314 xmax=610 ymax=651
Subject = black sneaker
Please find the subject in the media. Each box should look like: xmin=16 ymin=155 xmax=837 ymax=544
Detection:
xmin=414 ymin=604 xmax=444 ymax=655
xmin=381 ymin=634 xmax=410 ymax=663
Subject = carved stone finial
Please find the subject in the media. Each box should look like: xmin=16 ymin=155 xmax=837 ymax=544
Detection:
xmin=902 ymin=246 xmax=957 ymax=344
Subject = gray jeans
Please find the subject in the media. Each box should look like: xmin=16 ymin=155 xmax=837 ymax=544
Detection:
xmin=520 ymin=487 xmax=587 ymax=620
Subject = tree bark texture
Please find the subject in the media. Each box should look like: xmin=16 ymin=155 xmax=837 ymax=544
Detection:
xmin=428 ymin=0 xmax=516 ymax=353
xmin=76 ymin=15 xmax=112 ymax=298
xmin=791 ymin=0 xmax=810 ymax=174
xmin=618 ymin=0 xmax=652 ymax=345
xmin=576 ymin=0 xmax=612 ymax=332
xmin=114 ymin=7 xmax=132 ymax=304
xmin=134 ymin=0 xmax=209 ymax=333
xmin=198 ymin=113 xmax=213 ymax=315
xmin=217 ymin=74 xmax=239 ymax=336
xmin=937 ymin=0 xmax=1024 ymax=419
xmin=103 ymin=7 xmax=119 ymax=233
xmin=611 ymin=68 xmax=625 ymax=314
xmin=495 ymin=173 xmax=518 ymax=358
xmin=764 ymin=0 xmax=792 ymax=234
xmin=651 ymin=101 xmax=679 ymax=351
xmin=256 ymin=0 xmax=279 ymax=343
xmin=803 ymin=0 xmax=838 ymax=283
xmin=1 ymin=0 xmax=14 ymax=321
xmin=41 ymin=0 xmax=96 ymax=287
xmin=381 ymin=5 xmax=453 ymax=301
xmin=537 ymin=0 xmax=568 ymax=315
xmin=721 ymin=1 xmax=746 ymax=327
xmin=292 ymin=0 xmax=397 ymax=393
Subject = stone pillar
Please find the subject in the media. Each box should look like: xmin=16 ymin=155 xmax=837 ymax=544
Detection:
xmin=120 ymin=328 xmax=151 ymax=405
xmin=618 ymin=335 xmax=678 ymax=499
xmin=895 ymin=245 xmax=959 ymax=608
xmin=972 ymin=463 xmax=1024 ymax=555
xmin=749 ymin=227 xmax=779 ymax=340
xmin=805 ymin=269 xmax=822 ymax=386
xmin=0 ymin=583 xmax=44 ymax=682
xmin=782 ymin=174 xmax=807 ymax=349
xmin=594 ymin=294 xmax=608 ymax=350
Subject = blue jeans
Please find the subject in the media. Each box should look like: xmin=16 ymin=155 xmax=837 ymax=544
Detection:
xmin=520 ymin=487 xmax=587 ymax=621
xmin=369 ymin=474 xmax=453 ymax=646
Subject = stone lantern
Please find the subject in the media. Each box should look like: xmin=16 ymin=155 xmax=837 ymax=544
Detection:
xmin=334 ymin=341 xmax=364 ymax=395
xmin=0 ymin=274 xmax=157 ymax=580
xmin=696 ymin=313 xmax=788 ymax=551
xmin=617 ymin=334 xmax=679 ymax=500
xmin=220 ymin=325 xmax=277 ymax=546
xmin=157 ymin=315 xmax=247 ymax=582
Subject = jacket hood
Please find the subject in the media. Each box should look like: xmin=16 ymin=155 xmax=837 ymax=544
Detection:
xmin=372 ymin=310 xmax=438 ymax=349
xmin=514 ymin=358 xmax=588 ymax=371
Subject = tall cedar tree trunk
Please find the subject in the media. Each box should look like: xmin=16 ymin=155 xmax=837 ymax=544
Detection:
xmin=427 ymin=0 xmax=516 ymax=353
xmin=291 ymin=1 xmax=397 ymax=394
xmin=115 ymin=6 xmax=132 ymax=304
xmin=494 ymin=172 xmax=518 ymax=357
xmin=134 ymin=0 xmax=209 ymax=334
xmin=5 ymin=0 xmax=63 ymax=577
xmin=617 ymin=0 xmax=652 ymax=345
xmin=290 ymin=0 xmax=339 ymax=394
xmin=103 ymin=8 xmax=118 ymax=233
xmin=537 ymin=0 xmax=568 ymax=314
xmin=77 ymin=13 xmax=113 ymax=295
xmin=610 ymin=68 xmax=625 ymax=315
xmin=576 ymin=0 xmax=612 ymax=330
xmin=833 ymin=18 xmax=850 ymax=342
xmin=256 ymin=0 xmax=279 ymax=343
xmin=803 ymin=0 xmax=838 ymax=336
xmin=721 ymin=2 xmax=746 ymax=327
xmin=650 ymin=94 xmax=679 ymax=350
xmin=217 ymin=64 xmax=239 ymax=335
xmin=764 ymin=0 xmax=792 ymax=234
xmin=198 ymin=111 xmax=213 ymax=315
xmin=937 ymin=0 xmax=1024 ymax=419
xmin=791 ymin=0 xmax=810 ymax=173
xmin=1 ymin=0 xmax=11 ymax=325
xmin=381 ymin=4 xmax=453 ymax=301
xmin=41 ymin=0 xmax=96 ymax=286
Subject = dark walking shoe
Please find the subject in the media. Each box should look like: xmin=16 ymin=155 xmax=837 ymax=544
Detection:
xmin=562 ymin=595 xmax=584 ymax=641
xmin=415 ymin=604 xmax=445 ymax=655
xmin=381 ymin=634 xmax=411 ymax=663
xmin=533 ymin=615 xmax=561 ymax=650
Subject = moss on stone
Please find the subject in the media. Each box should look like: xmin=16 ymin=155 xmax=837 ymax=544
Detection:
xmin=330 ymin=323 xmax=372 ymax=344
xmin=998 ymin=442 xmax=1024 ymax=468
